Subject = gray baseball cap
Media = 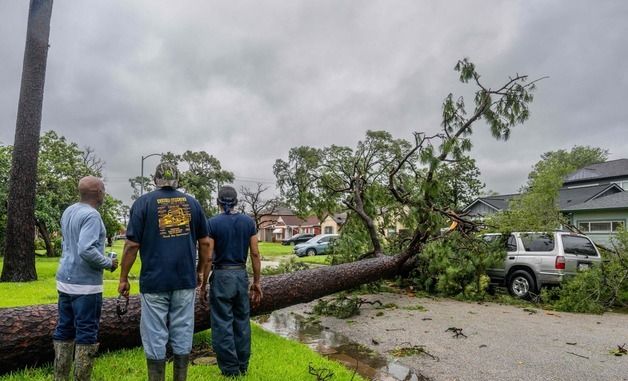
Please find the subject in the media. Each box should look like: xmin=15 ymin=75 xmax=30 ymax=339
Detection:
xmin=154 ymin=162 xmax=180 ymax=188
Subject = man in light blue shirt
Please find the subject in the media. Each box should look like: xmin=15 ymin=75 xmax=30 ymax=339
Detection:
xmin=53 ymin=176 xmax=117 ymax=381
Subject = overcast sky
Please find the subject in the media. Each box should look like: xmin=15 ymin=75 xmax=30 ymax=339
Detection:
xmin=1 ymin=1 xmax=627 ymax=205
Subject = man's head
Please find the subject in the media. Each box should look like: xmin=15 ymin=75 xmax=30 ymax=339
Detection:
xmin=217 ymin=185 xmax=238 ymax=212
xmin=78 ymin=176 xmax=105 ymax=208
xmin=154 ymin=162 xmax=180 ymax=188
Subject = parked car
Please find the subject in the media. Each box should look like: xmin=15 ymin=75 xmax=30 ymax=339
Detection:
xmin=294 ymin=234 xmax=339 ymax=257
xmin=281 ymin=233 xmax=315 ymax=246
xmin=483 ymin=231 xmax=601 ymax=299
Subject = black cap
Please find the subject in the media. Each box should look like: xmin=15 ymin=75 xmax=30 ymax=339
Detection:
xmin=218 ymin=185 xmax=238 ymax=205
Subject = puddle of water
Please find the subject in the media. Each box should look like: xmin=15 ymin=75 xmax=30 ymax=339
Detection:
xmin=257 ymin=311 xmax=427 ymax=381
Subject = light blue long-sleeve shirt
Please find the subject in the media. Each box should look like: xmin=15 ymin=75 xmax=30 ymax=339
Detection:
xmin=56 ymin=203 xmax=112 ymax=290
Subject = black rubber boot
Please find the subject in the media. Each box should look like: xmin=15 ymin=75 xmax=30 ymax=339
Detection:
xmin=173 ymin=354 xmax=190 ymax=381
xmin=53 ymin=340 xmax=74 ymax=381
xmin=146 ymin=358 xmax=166 ymax=381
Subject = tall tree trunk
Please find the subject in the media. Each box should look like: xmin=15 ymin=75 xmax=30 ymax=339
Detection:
xmin=1 ymin=0 xmax=54 ymax=282
xmin=0 ymin=250 xmax=414 ymax=374
xmin=35 ymin=218 xmax=54 ymax=257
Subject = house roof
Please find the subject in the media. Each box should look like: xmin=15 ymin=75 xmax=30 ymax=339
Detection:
xmin=564 ymin=159 xmax=628 ymax=184
xmin=562 ymin=190 xmax=628 ymax=211
xmin=463 ymin=184 xmax=623 ymax=212
xmin=279 ymin=215 xmax=320 ymax=227
xmin=557 ymin=184 xmax=622 ymax=209
xmin=463 ymin=194 xmax=518 ymax=212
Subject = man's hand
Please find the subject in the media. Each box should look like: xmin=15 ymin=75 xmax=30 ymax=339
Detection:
xmin=249 ymin=282 xmax=262 ymax=308
xmin=118 ymin=278 xmax=130 ymax=298
xmin=110 ymin=258 xmax=119 ymax=272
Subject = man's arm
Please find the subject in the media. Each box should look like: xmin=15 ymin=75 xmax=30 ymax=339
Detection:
xmin=249 ymin=235 xmax=262 ymax=307
xmin=197 ymin=236 xmax=212 ymax=287
xmin=78 ymin=214 xmax=114 ymax=270
xmin=117 ymin=239 xmax=140 ymax=298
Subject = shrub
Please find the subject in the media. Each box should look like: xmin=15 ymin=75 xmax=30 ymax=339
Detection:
xmin=545 ymin=229 xmax=628 ymax=313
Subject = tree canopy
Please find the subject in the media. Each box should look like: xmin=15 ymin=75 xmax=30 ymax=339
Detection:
xmin=0 ymin=131 xmax=125 ymax=260
xmin=276 ymin=58 xmax=541 ymax=258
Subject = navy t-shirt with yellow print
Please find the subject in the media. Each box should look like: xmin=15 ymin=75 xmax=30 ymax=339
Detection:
xmin=126 ymin=188 xmax=208 ymax=293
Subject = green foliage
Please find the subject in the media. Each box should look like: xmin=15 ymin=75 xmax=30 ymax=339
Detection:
xmin=129 ymin=150 xmax=234 ymax=215
xmin=260 ymin=258 xmax=310 ymax=275
xmin=275 ymin=58 xmax=539 ymax=262
xmin=312 ymin=295 xmax=364 ymax=319
xmin=100 ymin=195 xmax=124 ymax=244
xmin=435 ymin=157 xmax=485 ymax=211
xmin=488 ymin=146 xmax=607 ymax=232
xmin=0 ymin=132 xmax=126 ymax=257
xmin=545 ymin=229 xmax=628 ymax=313
xmin=411 ymin=232 xmax=503 ymax=298
xmin=328 ymin=215 xmax=373 ymax=264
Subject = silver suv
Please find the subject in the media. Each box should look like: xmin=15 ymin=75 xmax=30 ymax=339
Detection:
xmin=484 ymin=231 xmax=601 ymax=299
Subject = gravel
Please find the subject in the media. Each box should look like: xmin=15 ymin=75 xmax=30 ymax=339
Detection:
xmin=282 ymin=293 xmax=628 ymax=381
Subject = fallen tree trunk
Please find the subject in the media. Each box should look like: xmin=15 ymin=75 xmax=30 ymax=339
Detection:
xmin=0 ymin=251 xmax=413 ymax=374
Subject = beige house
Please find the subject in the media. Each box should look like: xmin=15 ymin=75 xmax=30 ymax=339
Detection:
xmin=320 ymin=213 xmax=347 ymax=234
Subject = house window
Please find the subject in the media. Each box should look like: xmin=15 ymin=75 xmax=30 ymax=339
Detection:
xmin=324 ymin=226 xmax=333 ymax=234
xmin=578 ymin=220 xmax=625 ymax=233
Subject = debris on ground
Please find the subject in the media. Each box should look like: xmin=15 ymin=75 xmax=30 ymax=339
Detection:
xmin=390 ymin=345 xmax=439 ymax=361
xmin=445 ymin=327 xmax=467 ymax=339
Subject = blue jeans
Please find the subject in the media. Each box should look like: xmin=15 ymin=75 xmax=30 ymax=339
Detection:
xmin=140 ymin=288 xmax=195 ymax=360
xmin=210 ymin=269 xmax=251 ymax=376
xmin=53 ymin=292 xmax=102 ymax=344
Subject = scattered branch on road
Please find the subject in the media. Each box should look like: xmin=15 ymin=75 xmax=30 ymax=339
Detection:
xmin=566 ymin=351 xmax=589 ymax=359
xmin=446 ymin=327 xmax=467 ymax=339
xmin=390 ymin=345 xmax=439 ymax=361
xmin=312 ymin=296 xmax=383 ymax=319
xmin=609 ymin=344 xmax=627 ymax=356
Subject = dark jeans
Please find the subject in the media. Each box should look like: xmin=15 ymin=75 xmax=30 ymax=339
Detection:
xmin=53 ymin=292 xmax=102 ymax=344
xmin=210 ymin=269 xmax=251 ymax=376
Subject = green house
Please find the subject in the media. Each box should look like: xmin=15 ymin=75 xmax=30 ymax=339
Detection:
xmin=464 ymin=159 xmax=628 ymax=246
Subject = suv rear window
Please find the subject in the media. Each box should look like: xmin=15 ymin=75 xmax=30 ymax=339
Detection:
xmin=561 ymin=235 xmax=598 ymax=256
xmin=521 ymin=233 xmax=554 ymax=252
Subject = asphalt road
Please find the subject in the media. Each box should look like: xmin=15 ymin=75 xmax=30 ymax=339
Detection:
xmin=286 ymin=293 xmax=628 ymax=381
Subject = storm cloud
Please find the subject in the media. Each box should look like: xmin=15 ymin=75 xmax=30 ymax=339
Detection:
xmin=1 ymin=1 xmax=627 ymax=204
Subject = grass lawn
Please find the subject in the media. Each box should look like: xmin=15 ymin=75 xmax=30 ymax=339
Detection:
xmin=0 ymin=243 xmax=361 ymax=380
xmin=296 ymin=255 xmax=330 ymax=265
xmin=258 ymin=242 xmax=293 ymax=257
xmin=0 ymin=326 xmax=363 ymax=381
xmin=0 ymin=240 xmax=140 ymax=308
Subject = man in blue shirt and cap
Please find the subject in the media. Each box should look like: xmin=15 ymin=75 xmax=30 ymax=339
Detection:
xmin=201 ymin=185 xmax=262 ymax=377
xmin=118 ymin=162 xmax=211 ymax=381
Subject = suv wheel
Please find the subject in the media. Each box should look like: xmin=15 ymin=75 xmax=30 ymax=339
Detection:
xmin=508 ymin=270 xmax=536 ymax=299
xmin=306 ymin=248 xmax=317 ymax=256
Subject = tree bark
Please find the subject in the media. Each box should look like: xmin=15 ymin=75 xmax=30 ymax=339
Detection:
xmin=35 ymin=218 xmax=54 ymax=257
xmin=1 ymin=0 xmax=54 ymax=282
xmin=0 ymin=250 xmax=413 ymax=374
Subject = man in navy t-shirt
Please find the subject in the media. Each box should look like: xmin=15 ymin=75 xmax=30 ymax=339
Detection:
xmin=201 ymin=185 xmax=262 ymax=377
xmin=118 ymin=162 xmax=211 ymax=381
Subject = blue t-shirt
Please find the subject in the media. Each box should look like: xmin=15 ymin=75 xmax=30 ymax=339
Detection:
xmin=126 ymin=188 xmax=209 ymax=293
xmin=207 ymin=212 xmax=256 ymax=266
